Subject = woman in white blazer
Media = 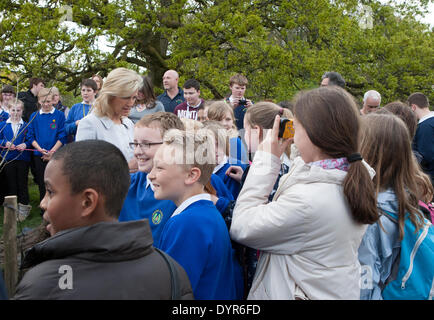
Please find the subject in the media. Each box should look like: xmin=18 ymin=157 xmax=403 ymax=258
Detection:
xmin=230 ymin=87 xmax=378 ymax=300
xmin=76 ymin=68 xmax=142 ymax=172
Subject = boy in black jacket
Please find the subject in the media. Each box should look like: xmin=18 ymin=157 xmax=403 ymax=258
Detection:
xmin=13 ymin=140 xmax=193 ymax=300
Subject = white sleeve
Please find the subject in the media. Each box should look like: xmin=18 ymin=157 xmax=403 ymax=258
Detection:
xmin=230 ymin=151 xmax=309 ymax=254
xmin=76 ymin=115 xmax=97 ymax=141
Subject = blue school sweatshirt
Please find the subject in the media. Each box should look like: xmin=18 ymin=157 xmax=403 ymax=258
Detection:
xmin=119 ymin=172 xmax=234 ymax=245
xmin=0 ymin=120 xmax=31 ymax=161
xmin=65 ymin=103 xmax=92 ymax=138
xmin=214 ymin=158 xmax=248 ymax=199
xmin=0 ymin=110 xmax=9 ymax=123
xmin=157 ymin=198 xmax=244 ymax=300
xmin=119 ymin=171 xmax=177 ymax=244
xmin=26 ymin=109 xmax=66 ymax=157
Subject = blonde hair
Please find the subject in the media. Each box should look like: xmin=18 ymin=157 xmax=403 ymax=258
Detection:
xmin=162 ymin=129 xmax=216 ymax=186
xmin=37 ymin=87 xmax=54 ymax=100
xmin=136 ymin=112 xmax=184 ymax=137
xmin=202 ymin=120 xmax=230 ymax=156
xmin=50 ymin=86 xmax=60 ymax=95
xmin=7 ymin=99 xmax=24 ymax=110
xmin=181 ymin=118 xmax=204 ymax=132
xmin=207 ymin=100 xmax=238 ymax=137
xmin=93 ymin=68 xmax=143 ymax=118
xmin=245 ymin=101 xmax=293 ymax=157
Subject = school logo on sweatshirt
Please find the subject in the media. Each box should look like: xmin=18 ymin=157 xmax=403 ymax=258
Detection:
xmin=50 ymin=119 xmax=57 ymax=130
xmin=152 ymin=209 xmax=163 ymax=225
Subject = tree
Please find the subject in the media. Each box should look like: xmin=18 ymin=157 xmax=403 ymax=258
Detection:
xmin=0 ymin=0 xmax=432 ymax=105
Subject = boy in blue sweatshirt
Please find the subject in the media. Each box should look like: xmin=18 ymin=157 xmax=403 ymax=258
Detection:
xmin=150 ymin=128 xmax=243 ymax=300
xmin=0 ymin=100 xmax=32 ymax=220
xmin=27 ymin=88 xmax=66 ymax=204
xmin=119 ymin=112 xmax=233 ymax=245
xmin=65 ymin=79 xmax=97 ymax=141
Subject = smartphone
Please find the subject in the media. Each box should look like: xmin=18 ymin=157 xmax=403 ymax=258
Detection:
xmin=278 ymin=118 xmax=295 ymax=139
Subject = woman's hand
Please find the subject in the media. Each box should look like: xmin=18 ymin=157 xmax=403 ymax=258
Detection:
xmin=257 ymin=115 xmax=293 ymax=159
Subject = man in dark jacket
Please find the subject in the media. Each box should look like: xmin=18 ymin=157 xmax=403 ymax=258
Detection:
xmin=13 ymin=140 xmax=194 ymax=300
xmin=17 ymin=78 xmax=45 ymax=122
xmin=408 ymin=92 xmax=434 ymax=191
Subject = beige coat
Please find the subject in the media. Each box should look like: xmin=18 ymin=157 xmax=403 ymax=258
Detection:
xmin=230 ymin=151 xmax=373 ymax=300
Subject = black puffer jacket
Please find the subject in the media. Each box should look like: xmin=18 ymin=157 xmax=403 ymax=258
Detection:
xmin=13 ymin=220 xmax=194 ymax=300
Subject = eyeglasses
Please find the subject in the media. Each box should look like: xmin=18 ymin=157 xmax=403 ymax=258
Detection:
xmin=129 ymin=142 xmax=163 ymax=150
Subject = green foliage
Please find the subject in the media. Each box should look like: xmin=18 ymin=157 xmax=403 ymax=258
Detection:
xmin=0 ymin=0 xmax=432 ymax=104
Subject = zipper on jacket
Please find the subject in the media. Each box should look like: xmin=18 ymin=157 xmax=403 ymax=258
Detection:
xmin=401 ymin=224 xmax=429 ymax=289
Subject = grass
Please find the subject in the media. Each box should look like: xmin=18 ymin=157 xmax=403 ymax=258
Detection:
xmin=0 ymin=174 xmax=43 ymax=237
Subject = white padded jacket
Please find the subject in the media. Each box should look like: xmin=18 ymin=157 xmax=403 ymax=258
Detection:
xmin=230 ymin=151 xmax=375 ymax=300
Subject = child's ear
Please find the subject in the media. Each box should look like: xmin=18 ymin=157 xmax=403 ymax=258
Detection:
xmin=185 ymin=167 xmax=201 ymax=185
xmin=80 ymin=188 xmax=99 ymax=218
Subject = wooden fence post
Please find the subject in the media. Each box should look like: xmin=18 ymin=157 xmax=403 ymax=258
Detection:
xmin=3 ymin=196 xmax=18 ymax=298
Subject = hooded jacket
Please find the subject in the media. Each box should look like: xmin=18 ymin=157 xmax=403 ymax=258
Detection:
xmin=13 ymin=220 xmax=194 ymax=300
xmin=230 ymin=151 xmax=374 ymax=300
xmin=358 ymin=189 xmax=401 ymax=300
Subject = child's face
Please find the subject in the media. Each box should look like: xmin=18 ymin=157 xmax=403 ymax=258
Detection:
xmin=40 ymin=160 xmax=85 ymax=236
xmin=81 ymin=85 xmax=96 ymax=104
xmin=92 ymin=77 xmax=102 ymax=90
xmin=148 ymin=145 xmax=188 ymax=203
xmin=215 ymin=141 xmax=226 ymax=164
xmin=230 ymin=83 xmax=246 ymax=98
xmin=243 ymin=116 xmax=261 ymax=153
xmin=51 ymin=93 xmax=60 ymax=105
xmin=293 ymin=118 xmax=323 ymax=163
xmin=220 ymin=111 xmax=233 ymax=131
xmin=39 ymin=95 xmax=53 ymax=112
xmin=133 ymin=125 xmax=163 ymax=173
xmin=183 ymin=87 xmax=200 ymax=106
xmin=9 ymin=105 xmax=23 ymax=122
xmin=1 ymin=92 xmax=15 ymax=104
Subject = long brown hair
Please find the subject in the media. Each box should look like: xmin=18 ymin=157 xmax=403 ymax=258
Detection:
xmin=245 ymin=101 xmax=293 ymax=158
xmin=294 ymin=86 xmax=378 ymax=225
xmin=137 ymin=76 xmax=158 ymax=108
xmin=360 ymin=113 xmax=432 ymax=239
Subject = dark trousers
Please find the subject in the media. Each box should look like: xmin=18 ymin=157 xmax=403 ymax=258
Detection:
xmin=3 ymin=160 xmax=30 ymax=205
xmin=0 ymin=162 xmax=6 ymax=205
xmin=32 ymin=156 xmax=48 ymax=203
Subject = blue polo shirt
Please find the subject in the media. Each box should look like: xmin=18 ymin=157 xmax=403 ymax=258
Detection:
xmin=157 ymin=87 xmax=185 ymax=114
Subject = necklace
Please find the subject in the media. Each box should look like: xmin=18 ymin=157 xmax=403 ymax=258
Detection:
xmin=82 ymin=103 xmax=93 ymax=117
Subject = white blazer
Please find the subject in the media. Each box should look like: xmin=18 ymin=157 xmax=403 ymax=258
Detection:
xmin=76 ymin=113 xmax=134 ymax=161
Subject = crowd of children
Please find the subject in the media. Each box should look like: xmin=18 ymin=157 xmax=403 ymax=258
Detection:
xmin=0 ymin=69 xmax=433 ymax=300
